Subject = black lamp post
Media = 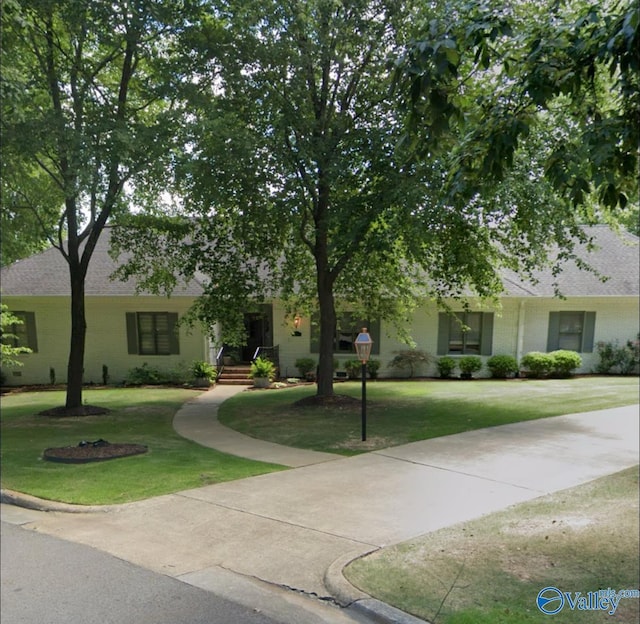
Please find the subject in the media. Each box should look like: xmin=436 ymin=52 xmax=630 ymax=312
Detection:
xmin=354 ymin=328 xmax=373 ymax=442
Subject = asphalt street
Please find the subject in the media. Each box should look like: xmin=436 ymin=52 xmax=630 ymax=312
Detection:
xmin=1 ymin=521 xmax=290 ymax=624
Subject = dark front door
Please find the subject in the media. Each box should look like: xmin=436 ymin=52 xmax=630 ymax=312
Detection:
xmin=241 ymin=306 xmax=273 ymax=361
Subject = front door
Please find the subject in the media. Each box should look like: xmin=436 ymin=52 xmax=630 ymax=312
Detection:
xmin=241 ymin=306 xmax=273 ymax=361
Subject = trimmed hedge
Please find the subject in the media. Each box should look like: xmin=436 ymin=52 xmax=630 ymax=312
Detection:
xmin=487 ymin=355 xmax=519 ymax=379
xmin=520 ymin=350 xmax=582 ymax=378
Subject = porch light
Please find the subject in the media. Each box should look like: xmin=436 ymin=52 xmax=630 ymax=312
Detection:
xmin=354 ymin=328 xmax=373 ymax=442
xmin=293 ymin=315 xmax=301 ymax=329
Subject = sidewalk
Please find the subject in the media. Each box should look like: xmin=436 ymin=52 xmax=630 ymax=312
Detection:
xmin=2 ymin=385 xmax=639 ymax=624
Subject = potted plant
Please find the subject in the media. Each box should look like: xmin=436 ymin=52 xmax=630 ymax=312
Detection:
xmin=249 ymin=356 xmax=276 ymax=388
xmin=191 ymin=360 xmax=216 ymax=387
xmin=458 ymin=355 xmax=482 ymax=379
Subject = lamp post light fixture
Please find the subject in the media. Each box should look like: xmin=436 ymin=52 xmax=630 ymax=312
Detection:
xmin=354 ymin=328 xmax=373 ymax=442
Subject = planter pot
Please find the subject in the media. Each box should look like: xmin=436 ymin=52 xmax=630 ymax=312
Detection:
xmin=193 ymin=378 xmax=212 ymax=388
xmin=223 ymin=356 xmax=233 ymax=366
xmin=253 ymin=377 xmax=270 ymax=388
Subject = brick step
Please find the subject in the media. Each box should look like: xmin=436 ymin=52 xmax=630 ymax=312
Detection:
xmin=217 ymin=378 xmax=253 ymax=386
xmin=217 ymin=365 xmax=252 ymax=386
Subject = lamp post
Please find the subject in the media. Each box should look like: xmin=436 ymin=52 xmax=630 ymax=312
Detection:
xmin=354 ymin=328 xmax=373 ymax=442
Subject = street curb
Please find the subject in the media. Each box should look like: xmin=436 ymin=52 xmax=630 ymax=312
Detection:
xmin=0 ymin=489 xmax=116 ymax=513
xmin=324 ymin=551 xmax=431 ymax=624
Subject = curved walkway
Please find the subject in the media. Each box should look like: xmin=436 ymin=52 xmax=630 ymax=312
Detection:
xmin=173 ymin=385 xmax=341 ymax=467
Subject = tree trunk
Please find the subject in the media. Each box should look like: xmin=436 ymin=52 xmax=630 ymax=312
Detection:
xmin=316 ymin=272 xmax=336 ymax=397
xmin=313 ymin=164 xmax=337 ymax=398
xmin=65 ymin=268 xmax=86 ymax=409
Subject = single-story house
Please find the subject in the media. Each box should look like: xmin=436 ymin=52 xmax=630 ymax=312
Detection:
xmin=1 ymin=225 xmax=638 ymax=385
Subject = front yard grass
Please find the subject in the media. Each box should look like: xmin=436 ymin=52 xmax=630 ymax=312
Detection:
xmin=218 ymin=377 xmax=639 ymax=454
xmin=0 ymin=388 xmax=286 ymax=505
xmin=345 ymin=466 xmax=640 ymax=624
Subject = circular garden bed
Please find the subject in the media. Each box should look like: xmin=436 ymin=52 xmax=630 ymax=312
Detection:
xmin=43 ymin=440 xmax=148 ymax=463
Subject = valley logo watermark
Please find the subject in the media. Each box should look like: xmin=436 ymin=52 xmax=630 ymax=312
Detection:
xmin=537 ymin=586 xmax=640 ymax=616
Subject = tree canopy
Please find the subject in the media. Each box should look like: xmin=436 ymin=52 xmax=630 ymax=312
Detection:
xmin=395 ymin=0 xmax=638 ymax=211
xmin=113 ymin=0 xmax=604 ymax=398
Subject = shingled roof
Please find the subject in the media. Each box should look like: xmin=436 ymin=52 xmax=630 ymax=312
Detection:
xmin=1 ymin=225 xmax=637 ymax=298
xmin=0 ymin=227 xmax=203 ymax=297
xmin=501 ymin=225 xmax=639 ymax=297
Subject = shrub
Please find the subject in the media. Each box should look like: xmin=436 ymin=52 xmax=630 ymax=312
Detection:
xmin=344 ymin=359 xmax=362 ymax=379
xmin=520 ymin=352 xmax=554 ymax=378
xmin=249 ymin=356 xmax=276 ymax=380
xmin=549 ymin=350 xmax=582 ymax=377
xmin=486 ymin=355 xmax=519 ymax=379
xmin=437 ymin=356 xmax=456 ymax=379
xmin=295 ymin=357 xmax=316 ymax=378
xmin=167 ymin=362 xmax=191 ymax=385
xmin=125 ymin=362 xmax=168 ymax=385
xmin=102 ymin=364 xmax=110 ymax=385
xmin=595 ymin=340 xmax=638 ymax=375
xmin=388 ymin=349 xmax=432 ymax=378
xmin=49 ymin=367 xmax=56 ymax=385
xmin=458 ymin=355 xmax=483 ymax=378
xmin=191 ymin=360 xmax=216 ymax=381
xmin=367 ymin=359 xmax=381 ymax=379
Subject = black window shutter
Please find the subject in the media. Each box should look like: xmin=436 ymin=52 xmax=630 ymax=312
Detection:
xmin=309 ymin=313 xmax=320 ymax=353
xmin=582 ymin=312 xmax=596 ymax=353
xmin=480 ymin=313 xmax=494 ymax=356
xmin=24 ymin=312 xmax=38 ymax=352
xmin=547 ymin=312 xmax=560 ymax=351
xmin=126 ymin=313 xmax=139 ymax=354
xmin=358 ymin=318 xmax=380 ymax=355
xmin=167 ymin=313 xmax=180 ymax=354
xmin=437 ymin=313 xmax=450 ymax=355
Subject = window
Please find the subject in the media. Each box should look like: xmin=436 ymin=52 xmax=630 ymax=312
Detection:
xmin=1 ymin=311 xmax=38 ymax=352
xmin=126 ymin=312 xmax=179 ymax=355
xmin=547 ymin=312 xmax=595 ymax=353
xmin=437 ymin=312 xmax=494 ymax=355
xmin=310 ymin=312 xmax=380 ymax=355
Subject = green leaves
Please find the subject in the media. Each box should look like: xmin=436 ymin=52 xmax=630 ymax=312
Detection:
xmin=398 ymin=0 xmax=638 ymax=213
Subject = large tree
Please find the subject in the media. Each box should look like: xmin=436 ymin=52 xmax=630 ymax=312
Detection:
xmin=1 ymin=0 xmax=193 ymax=411
xmin=114 ymin=0 xmax=583 ymax=398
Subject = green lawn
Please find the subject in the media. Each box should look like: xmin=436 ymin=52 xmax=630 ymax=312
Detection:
xmin=218 ymin=377 xmax=639 ymax=454
xmin=0 ymin=388 xmax=286 ymax=505
xmin=1 ymin=378 xmax=637 ymax=506
xmin=346 ymin=466 xmax=640 ymax=624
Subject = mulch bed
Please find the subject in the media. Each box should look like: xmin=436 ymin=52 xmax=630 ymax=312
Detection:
xmin=39 ymin=405 xmax=110 ymax=417
xmin=43 ymin=440 xmax=148 ymax=463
